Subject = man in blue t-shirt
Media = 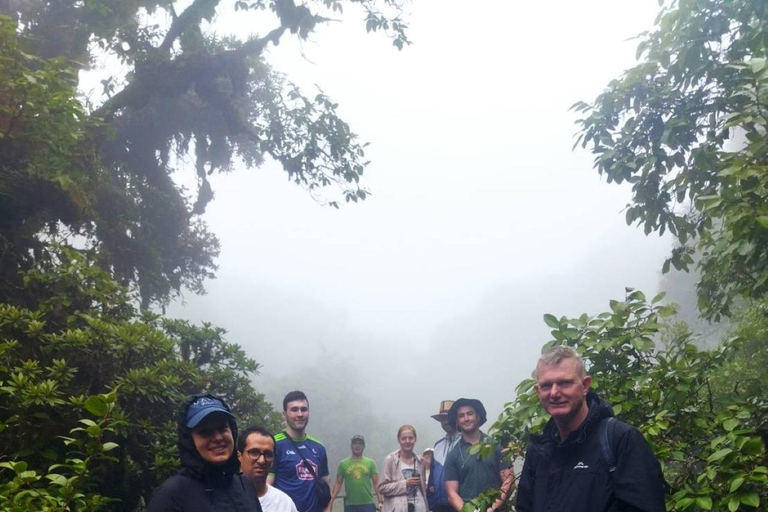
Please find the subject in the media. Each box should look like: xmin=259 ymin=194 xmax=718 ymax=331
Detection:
xmin=269 ymin=391 xmax=330 ymax=512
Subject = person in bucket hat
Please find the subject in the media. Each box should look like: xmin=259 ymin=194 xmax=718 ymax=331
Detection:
xmin=446 ymin=399 xmax=487 ymax=430
xmin=444 ymin=399 xmax=513 ymax=512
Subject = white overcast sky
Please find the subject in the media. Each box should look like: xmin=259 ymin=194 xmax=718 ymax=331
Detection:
xmin=146 ymin=0 xmax=674 ymax=442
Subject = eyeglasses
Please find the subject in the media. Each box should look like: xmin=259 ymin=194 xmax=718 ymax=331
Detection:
xmin=245 ymin=449 xmax=275 ymax=461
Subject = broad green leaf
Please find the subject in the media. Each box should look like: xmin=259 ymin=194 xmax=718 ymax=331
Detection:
xmin=543 ymin=314 xmax=559 ymax=329
xmin=1 ymin=461 xmax=26 ymax=473
xmin=695 ymin=497 xmax=712 ymax=510
xmin=707 ymin=448 xmax=732 ymax=462
xmin=722 ymin=418 xmax=738 ymax=432
xmin=729 ymin=476 xmax=744 ymax=493
xmin=46 ymin=473 xmax=67 ymax=486
xmin=741 ymin=438 xmax=763 ymax=456
xmin=750 ymin=57 xmax=766 ymax=73
xmin=740 ymin=493 xmax=759 ymax=508
xmin=83 ymin=396 xmax=108 ymax=417
xmin=631 ymin=337 xmax=654 ymax=351
xmin=717 ymin=165 xmax=741 ymax=177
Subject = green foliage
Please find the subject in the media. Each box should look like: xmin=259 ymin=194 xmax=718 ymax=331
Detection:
xmin=491 ymin=2 xmax=768 ymax=511
xmin=657 ymin=266 xmax=730 ymax=349
xmin=0 ymin=391 xmax=121 ymax=512
xmin=573 ymin=0 xmax=768 ymax=320
xmin=462 ymin=488 xmax=499 ymax=512
xmin=490 ymin=292 xmax=767 ymax=512
xmin=0 ymin=0 xmax=409 ymax=308
xmin=0 ymin=1 xmax=399 ymax=507
xmin=708 ymin=300 xmax=768 ymax=446
xmin=0 ymin=246 xmax=280 ymax=511
xmin=0 ymin=13 xmax=97 ymax=307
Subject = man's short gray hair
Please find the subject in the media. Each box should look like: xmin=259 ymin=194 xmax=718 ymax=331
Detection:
xmin=535 ymin=346 xmax=587 ymax=379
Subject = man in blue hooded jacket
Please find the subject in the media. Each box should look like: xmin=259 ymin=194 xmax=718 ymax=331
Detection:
xmin=427 ymin=401 xmax=461 ymax=512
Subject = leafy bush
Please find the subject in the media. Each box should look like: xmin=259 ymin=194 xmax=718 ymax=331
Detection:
xmin=0 ymin=247 xmax=280 ymax=511
xmin=491 ymin=292 xmax=767 ymax=512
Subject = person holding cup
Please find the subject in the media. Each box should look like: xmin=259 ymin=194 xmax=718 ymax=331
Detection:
xmin=379 ymin=425 xmax=427 ymax=512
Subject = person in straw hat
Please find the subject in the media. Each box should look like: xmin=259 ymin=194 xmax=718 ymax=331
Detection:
xmin=426 ymin=401 xmax=461 ymax=512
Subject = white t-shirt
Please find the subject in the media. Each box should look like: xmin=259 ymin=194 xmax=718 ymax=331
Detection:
xmin=261 ymin=484 xmax=299 ymax=512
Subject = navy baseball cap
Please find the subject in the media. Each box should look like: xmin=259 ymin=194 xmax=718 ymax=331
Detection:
xmin=185 ymin=396 xmax=235 ymax=428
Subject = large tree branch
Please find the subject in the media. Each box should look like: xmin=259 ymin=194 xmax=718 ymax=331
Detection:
xmin=235 ymin=25 xmax=289 ymax=59
xmin=157 ymin=0 xmax=221 ymax=55
xmin=92 ymin=26 xmax=288 ymax=122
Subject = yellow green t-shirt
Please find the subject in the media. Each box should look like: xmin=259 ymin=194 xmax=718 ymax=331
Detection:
xmin=337 ymin=456 xmax=378 ymax=506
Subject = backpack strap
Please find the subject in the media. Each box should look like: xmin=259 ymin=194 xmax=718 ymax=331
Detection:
xmin=598 ymin=417 xmax=618 ymax=473
xmin=284 ymin=432 xmax=319 ymax=479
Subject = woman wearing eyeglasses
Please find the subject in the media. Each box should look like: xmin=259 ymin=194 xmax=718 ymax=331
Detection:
xmin=379 ymin=425 xmax=427 ymax=512
xmin=238 ymin=426 xmax=299 ymax=512
xmin=146 ymin=394 xmax=263 ymax=512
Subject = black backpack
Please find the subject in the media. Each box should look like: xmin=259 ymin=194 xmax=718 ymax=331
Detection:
xmin=598 ymin=417 xmax=671 ymax=494
xmin=597 ymin=417 xmax=620 ymax=472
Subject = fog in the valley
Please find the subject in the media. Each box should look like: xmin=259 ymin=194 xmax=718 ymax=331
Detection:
xmin=165 ymin=0 xmax=676 ymax=466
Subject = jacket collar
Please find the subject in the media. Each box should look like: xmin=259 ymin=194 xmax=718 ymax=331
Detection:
xmin=388 ymin=449 xmax=422 ymax=467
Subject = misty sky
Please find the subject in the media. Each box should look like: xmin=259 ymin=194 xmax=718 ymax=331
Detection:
xmin=152 ymin=0 xmax=674 ymax=455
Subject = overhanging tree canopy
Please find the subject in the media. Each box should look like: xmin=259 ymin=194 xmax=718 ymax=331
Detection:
xmin=0 ymin=0 xmax=409 ymax=308
xmin=572 ymin=0 xmax=768 ymax=320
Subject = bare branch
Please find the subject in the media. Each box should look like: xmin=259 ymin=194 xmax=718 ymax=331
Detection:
xmin=235 ymin=25 xmax=289 ymax=59
xmin=157 ymin=0 xmax=221 ymax=55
